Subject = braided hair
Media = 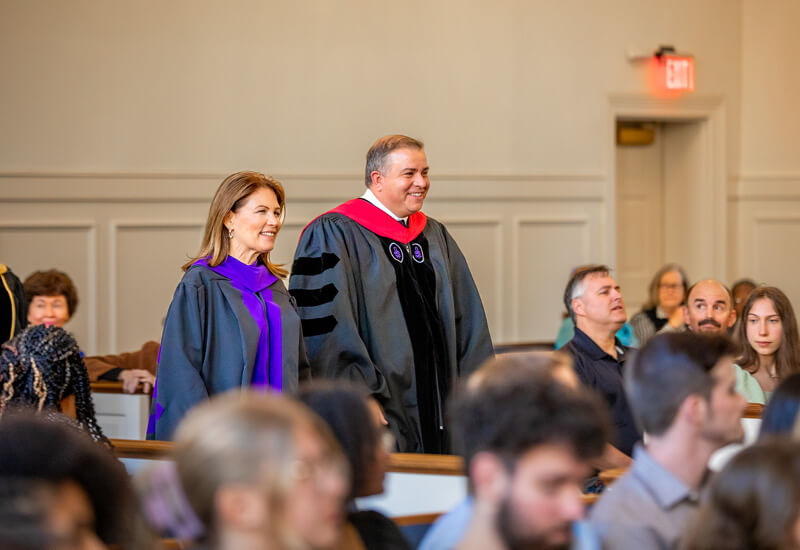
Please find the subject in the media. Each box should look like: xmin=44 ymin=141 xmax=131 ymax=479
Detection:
xmin=0 ymin=324 xmax=109 ymax=446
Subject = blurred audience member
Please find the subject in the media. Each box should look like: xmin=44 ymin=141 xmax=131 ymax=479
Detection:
xmin=590 ymin=333 xmax=746 ymax=549
xmin=0 ymin=414 xmax=146 ymax=550
xmin=629 ymin=264 xmax=689 ymax=345
xmin=0 ymin=324 xmax=108 ymax=445
xmin=562 ymin=265 xmax=640 ymax=465
xmin=759 ymin=373 xmax=800 ymax=438
xmin=682 ymin=439 xmax=800 ymax=550
xmin=682 ymin=279 xmax=735 ymax=335
xmin=734 ymin=286 xmax=800 ymax=404
xmin=299 ymin=382 xmax=409 ymax=550
xmin=449 ymin=353 xmax=609 ymax=550
xmin=0 ymin=263 xmax=26 ymax=343
xmin=23 ymin=268 xmax=155 ymax=393
xmin=420 ymin=351 xmax=590 ymax=550
xmin=137 ymin=391 xmax=349 ymax=550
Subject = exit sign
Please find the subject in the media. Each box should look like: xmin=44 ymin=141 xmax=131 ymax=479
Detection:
xmin=655 ymin=55 xmax=695 ymax=92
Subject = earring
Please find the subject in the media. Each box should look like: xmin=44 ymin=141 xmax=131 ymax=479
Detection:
xmin=227 ymin=228 xmax=234 ymax=239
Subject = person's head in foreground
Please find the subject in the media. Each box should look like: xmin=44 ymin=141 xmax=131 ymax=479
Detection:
xmin=187 ymin=171 xmax=287 ymax=274
xmin=141 ymin=391 xmax=349 ymax=550
xmin=0 ymin=414 xmax=140 ymax=550
xmin=735 ymin=286 xmax=800 ymax=382
xmin=23 ymin=269 xmax=79 ymax=328
xmin=297 ymin=381 xmax=391 ymax=500
xmin=759 ymin=373 xmax=800 ymax=438
xmin=563 ymin=264 xmax=627 ymax=335
xmin=682 ymin=438 xmax=800 ymax=550
xmin=626 ymin=332 xmax=746 ymax=449
xmin=365 ymin=134 xmax=429 ymax=219
xmin=451 ymin=353 xmax=609 ymax=550
xmin=0 ymin=324 xmax=108 ymax=445
xmin=683 ymin=279 xmax=736 ymax=334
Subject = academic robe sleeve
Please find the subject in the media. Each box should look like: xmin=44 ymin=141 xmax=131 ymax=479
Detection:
xmin=148 ymin=281 xmax=209 ymax=440
xmin=290 ymin=217 xmax=390 ymax=400
xmin=439 ymin=225 xmax=494 ymax=376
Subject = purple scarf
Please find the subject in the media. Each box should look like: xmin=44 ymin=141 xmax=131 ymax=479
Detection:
xmin=195 ymin=256 xmax=283 ymax=391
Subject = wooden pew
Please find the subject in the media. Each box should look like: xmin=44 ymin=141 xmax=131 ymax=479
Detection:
xmin=494 ymin=341 xmax=556 ymax=354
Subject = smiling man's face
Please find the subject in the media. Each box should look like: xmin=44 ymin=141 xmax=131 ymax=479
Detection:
xmin=370 ymin=147 xmax=430 ymax=219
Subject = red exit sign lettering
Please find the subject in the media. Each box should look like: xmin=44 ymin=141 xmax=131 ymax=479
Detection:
xmin=655 ymin=55 xmax=695 ymax=92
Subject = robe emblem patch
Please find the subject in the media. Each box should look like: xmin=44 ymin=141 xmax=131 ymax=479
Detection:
xmin=411 ymin=243 xmax=424 ymax=263
xmin=389 ymin=242 xmax=404 ymax=263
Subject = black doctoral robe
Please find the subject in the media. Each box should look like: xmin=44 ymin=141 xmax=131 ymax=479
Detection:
xmin=289 ymin=199 xmax=493 ymax=453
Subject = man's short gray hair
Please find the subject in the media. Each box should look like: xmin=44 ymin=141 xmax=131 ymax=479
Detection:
xmin=364 ymin=135 xmax=424 ymax=187
xmin=563 ymin=265 xmax=611 ymax=323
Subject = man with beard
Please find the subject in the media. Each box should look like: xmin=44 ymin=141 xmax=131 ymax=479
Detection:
xmin=589 ymin=332 xmax=747 ymax=549
xmin=682 ymin=279 xmax=737 ymax=335
xmin=446 ymin=353 xmax=609 ymax=550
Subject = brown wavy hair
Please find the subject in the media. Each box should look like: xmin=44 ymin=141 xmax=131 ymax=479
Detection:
xmin=184 ymin=171 xmax=287 ymax=278
xmin=682 ymin=438 xmax=800 ymax=550
xmin=642 ymin=263 xmax=689 ymax=310
xmin=736 ymin=286 xmax=800 ymax=380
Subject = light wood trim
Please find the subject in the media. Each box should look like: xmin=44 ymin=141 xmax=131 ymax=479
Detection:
xmin=744 ymin=402 xmax=764 ymax=419
xmin=598 ymin=467 xmax=627 ymax=486
xmin=393 ymin=512 xmax=442 ymax=526
xmin=111 ymin=439 xmax=466 ymax=475
xmin=111 ymin=439 xmax=173 ymax=459
xmin=388 ymin=453 xmax=464 ymax=475
xmin=582 ymin=493 xmax=599 ymax=506
xmin=91 ymin=381 xmax=152 ymax=395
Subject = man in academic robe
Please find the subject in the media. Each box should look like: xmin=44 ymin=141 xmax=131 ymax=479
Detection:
xmin=289 ymin=135 xmax=493 ymax=453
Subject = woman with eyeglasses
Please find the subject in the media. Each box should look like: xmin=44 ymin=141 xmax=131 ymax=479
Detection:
xmin=629 ymin=264 xmax=689 ymax=346
xmin=298 ymin=381 xmax=410 ymax=550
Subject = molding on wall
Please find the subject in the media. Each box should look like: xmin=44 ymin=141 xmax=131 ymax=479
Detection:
xmin=435 ymin=217 xmax=504 ymax=338
xmin=510 ymin=215 xmax=590 ymax=342
xmin=0 ymin=220 xmax=98 ymax=353
xmin=728 ymin=173 xmax=800 ymax=200
xmin=107 ymin=219 xmax=204 ymax=352
xmin=0 ymin=171 xmax=607 ymax=202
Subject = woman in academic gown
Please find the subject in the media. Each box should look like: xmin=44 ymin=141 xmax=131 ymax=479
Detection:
xmin=148 ymin=171 xmax=310 ymax=440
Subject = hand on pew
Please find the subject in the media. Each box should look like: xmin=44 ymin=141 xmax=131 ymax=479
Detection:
xmin=119 ymin=368 xmax=155 ymax=394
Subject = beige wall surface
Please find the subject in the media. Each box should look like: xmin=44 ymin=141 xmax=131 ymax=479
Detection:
xmin=733 ymin=0 xmax=800 ymax=307
xmin=4 ymin=0 xmax=791 ymax=353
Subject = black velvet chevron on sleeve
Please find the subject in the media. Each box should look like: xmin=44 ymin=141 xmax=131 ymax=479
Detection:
xmin=291 ymin=253 xmax=340 ymax=275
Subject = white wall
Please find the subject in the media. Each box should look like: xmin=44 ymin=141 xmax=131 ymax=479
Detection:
xmin=733 ymin=0 xmax=800 ymax=310
xmin=0 ymin=0 xmax=763 ymax=352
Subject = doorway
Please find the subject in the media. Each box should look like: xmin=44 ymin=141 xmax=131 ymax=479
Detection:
xmin=610 ymin=94 xmax=727 ymax=313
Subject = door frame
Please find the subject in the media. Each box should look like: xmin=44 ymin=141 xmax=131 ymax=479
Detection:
xmin=606 ymin=94 xmax=728 ymax=281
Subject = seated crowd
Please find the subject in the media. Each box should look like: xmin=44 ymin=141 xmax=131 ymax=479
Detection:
xmin=3 ymin=256 xmax=800 ymax=549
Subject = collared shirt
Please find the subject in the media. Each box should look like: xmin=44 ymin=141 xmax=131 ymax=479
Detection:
xmin=419 ymin=497 xmax=600 ymax=550
xmin=360 ymin=188 xmax=408 ymax=224
xmin=562 ymin=327 xmax=641 ymax=456
xmin=589 ymin=445 xmax=704 ymax=550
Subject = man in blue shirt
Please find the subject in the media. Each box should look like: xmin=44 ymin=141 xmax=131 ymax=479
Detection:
xmin=562 ymin=265 xmax=641 ymax=468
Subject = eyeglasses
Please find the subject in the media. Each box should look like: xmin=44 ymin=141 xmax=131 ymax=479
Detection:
xmin=659 ymin=283 xmax=683 ymax=291
xmin=291 ymin=454 xmax=349 ymax=488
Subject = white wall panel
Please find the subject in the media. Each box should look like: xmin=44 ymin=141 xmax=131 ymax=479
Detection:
xmin=111 ymin=222 xmax=204 ymax=351
xmin=0 ymin=222 xmax=96 ymax=351
xmin=513 ymin=217 xmax=590 ymax=342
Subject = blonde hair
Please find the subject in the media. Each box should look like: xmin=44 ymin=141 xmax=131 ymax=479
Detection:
xmin=173 ymin=391 xmax=345 ymax=547
xmin=184 ymin=171 xmax=288 ymax=278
